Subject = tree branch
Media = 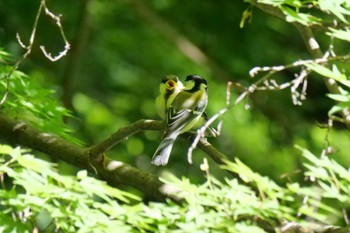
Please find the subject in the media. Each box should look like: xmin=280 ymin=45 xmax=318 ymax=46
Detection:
xmin=88 ymin=118 xmax=232 ymax=169
xmin=88 ymin=119 xmax=163 ymax=159
xmin=0 ymin=113 xmax=182 ymax=203
xmin=0 ymin=114 xmax=233 ymax=202
xmin=197 ymin=137 xmax=229 ymax=165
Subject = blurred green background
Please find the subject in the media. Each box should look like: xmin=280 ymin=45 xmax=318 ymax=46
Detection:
xmin=1 ymin=0 xmax=349 ymax=184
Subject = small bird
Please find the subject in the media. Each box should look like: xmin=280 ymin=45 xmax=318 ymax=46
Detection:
xmin=152 ymin=75 xmax=208 ymax=166
xmin=155 ymin=75 xmax=218 ymax=138
xmin=155 ymin=75 xmax=184 ymax=120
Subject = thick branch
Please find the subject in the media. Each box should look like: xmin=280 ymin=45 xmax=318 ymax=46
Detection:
xmin=0 ymin=113 xmax=182 ymax=202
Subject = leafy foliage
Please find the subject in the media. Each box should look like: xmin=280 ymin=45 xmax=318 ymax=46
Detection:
xmin=1 ymin=144 xmax=350 ymax=232
xmin=0 ymin=49 xmax=80 ymax=144
xmin=254 ymin=0 xmax=350 ymax=25
xmin=0 ymin=145 xmax=139 ymax=233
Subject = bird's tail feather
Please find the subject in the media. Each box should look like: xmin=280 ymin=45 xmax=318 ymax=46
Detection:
xmin=152 ymin=132 xmax=179 ymax=166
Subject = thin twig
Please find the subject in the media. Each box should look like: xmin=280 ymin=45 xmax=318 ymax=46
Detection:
xmin=1 ymin=0 xmax=70 ymax=106
xmin=88 ymin=120 xmax=163 ymax=159
xmin=0 ymin=1 xmax=44 ymax=106
xmin=249 ymin=53 xmax=350 ymax=78
xmin=40 ymin=1 xmax=71 ymax=61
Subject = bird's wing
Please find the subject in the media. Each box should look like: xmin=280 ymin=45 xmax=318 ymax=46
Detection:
xmin=166 ymin=107 xmax=197 ymax=133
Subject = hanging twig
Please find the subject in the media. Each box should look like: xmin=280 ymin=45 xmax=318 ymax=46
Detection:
xmin=39 ymin=0 xmax=70 ymax=61
xmin=0 ymin=0 xmax=70 ymax=106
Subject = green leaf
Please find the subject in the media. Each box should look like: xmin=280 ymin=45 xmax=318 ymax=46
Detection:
xmin=0 ymin=144 xmax=13 ymax=155
xmin=298 ymin=205 xmax=330 ymax=224
xmin=328 ymin=28 xmax=350 ymax=42
xmin=308 ymin=198 xmax=342 ymax=219
xmin=235 ymin=222 xmax=267 ymax=233
xmin=328 ymin=104 xmax=346 ymax=116
xmin=327 ymin=93 xmax=350 ymax=102
xmin=318 ymin=181 xmax=348 ymax=202
xmin=280 ymin=6 xmax=320 ymax=25
xmin=17 ymin=154 xmax=54 ymax=174
xmin=254 ymin=0 xmax=286 ymax=6
xmin=319 ymin=1 xmax=349 ymax=23
xmin=295 ymin=145 xmax=319 ymax=164
xmin=79 ymin=175 xmax=140 ymax=203
xmin=240 ymin=6 xmax=253 ymax=28
xmin=305 ymin=63 xmax=350 ymax=87
xmin=9 ymin=146 xmax=22 ymax=159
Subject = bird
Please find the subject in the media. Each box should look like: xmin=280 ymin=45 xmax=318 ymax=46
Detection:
xmin=155 ymin=75 xmax=184 ymax=120
xmin=152 ymin=74 xmax=208 ymax=166
xmin=155 ymin=75 xmax=218 ymax=138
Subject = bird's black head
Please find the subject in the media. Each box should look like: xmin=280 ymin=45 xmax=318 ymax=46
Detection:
xmin=185 ymin=75 xmax=207 ymax=85
xmin=185 ymin=74 xmax=208 ymax=92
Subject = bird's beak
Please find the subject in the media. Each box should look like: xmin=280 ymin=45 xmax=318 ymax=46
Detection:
xmin=166 ymin=79 xmax=176 ymax=90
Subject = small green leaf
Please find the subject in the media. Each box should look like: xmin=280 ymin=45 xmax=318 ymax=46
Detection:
xmin=306 ymin=63 xmax=350 ymax=87
xmin=328 ymin=28 xmax=350 ymax=42
xmin=17 ymin=154 xmax=54 ymax=173
xmin=240 ymin=6 xmax=253 ymax=28
xmin=327 ymin=93 xmax=350 ymax=102
xmin=9 ymin=146 xmax=22 ymax=159
xmin=295 ymin=145 xmax=319 ymax=164
xmin=328 ymin=105 xmax=345 ymax=116
xmin=319 ymin=1 xmax=349 ymax=23
xmin=0 ymin=144 xmax=13 ymax=154
xmin=280 ymin=6 xmax=320 ymax=25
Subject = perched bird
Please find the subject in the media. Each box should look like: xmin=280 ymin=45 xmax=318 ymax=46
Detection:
xmin=155 ymin=75 xmax=218 ymax=138
xmin=155 ymin=75 xmax=184 ymax=120
xmin=152 ymin=75 xmax=208 ymax=166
